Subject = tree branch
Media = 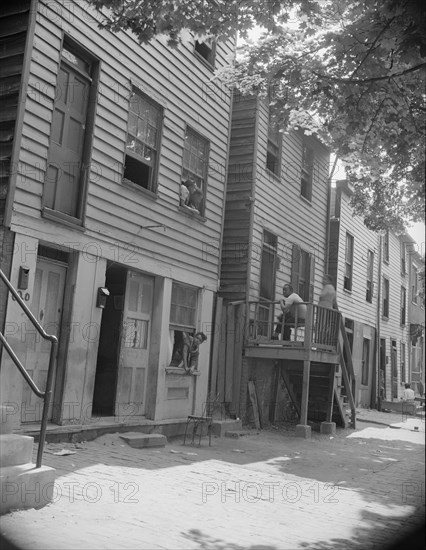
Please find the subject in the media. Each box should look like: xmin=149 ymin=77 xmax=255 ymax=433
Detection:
xmin=314 ymin=63 xmax=426 ymax=84
xmin=350 ymin=16 xmax=396 ymax=78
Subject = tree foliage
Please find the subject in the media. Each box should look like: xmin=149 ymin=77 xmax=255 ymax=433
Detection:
xmin=88 ymin=0 xmax=425 ymax=231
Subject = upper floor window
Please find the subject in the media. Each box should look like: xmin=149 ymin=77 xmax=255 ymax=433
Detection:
xmin=181 ymin=127 xmax=209 ymax=215
xmin=401 ymin=286 xmax=406 ymax=325
xmin=366 ymin=249 xmax=374 ymax=303
xmin=260 ymin=231 xmax=278 ymax=301
xmin=411 ymin=264 xmax=418 ymax=304
xmin=291 ymin=244 xmax=315 ymax=302
xmin=124 ymin=89 xmax=163 ymax=192
xmin=43 ymin=40 xmax=98 ymax=224
xmin=401 ymin=241 xmax=406 ymax=275
xmin=194 ymin=37 xmax=216 ymax=67
xmin=344 ymin=233 xmax=354 ymax=291
xmin=383 ymin=230 xmax=389 ymax=263
xmin=300 ymin=140 xmax=314 ymax=201
xmin=382 ymin=277 xmax=390 ymax=318
xmin=266 ymin=120 xmax=281 ymax=177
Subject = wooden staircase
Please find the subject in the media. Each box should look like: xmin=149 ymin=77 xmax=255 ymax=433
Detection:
xmin=277 ymin=317 xmax=357 ymax=429
xmin=279 ymin=362 xmax=350 ymax=427
xmin=0 ymin=406 xmax=56 ymax=515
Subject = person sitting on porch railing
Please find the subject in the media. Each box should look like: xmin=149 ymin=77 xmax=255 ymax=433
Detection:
xmin=273 ymin=284 xmax=306 ymax=340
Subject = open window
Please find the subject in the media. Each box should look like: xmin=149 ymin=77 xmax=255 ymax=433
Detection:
xmin=123 ymin=89 xmax=163 ymax=192
xmin=291 ymin=244 xmax=315 ymax=302
xmin=194 ymin=37 xmax=216 ymax=67
xmin=169 ymin=283 xmax=199 ymax=368
xmin=181 ymin=127 xmax=209 ymax=215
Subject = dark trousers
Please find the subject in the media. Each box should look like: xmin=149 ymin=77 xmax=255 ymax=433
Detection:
xmin=275 ymin=313 xmax=297 ymax=340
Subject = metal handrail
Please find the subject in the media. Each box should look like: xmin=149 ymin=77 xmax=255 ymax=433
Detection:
xmin=0 ymin=268 xmax=58 ymax=468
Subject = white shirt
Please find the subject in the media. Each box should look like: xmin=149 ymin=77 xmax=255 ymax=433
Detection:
xmin=402 ymin=388 xmax=415 ymax=401
xmin=281 ymin=293 xmax=307 ymax=320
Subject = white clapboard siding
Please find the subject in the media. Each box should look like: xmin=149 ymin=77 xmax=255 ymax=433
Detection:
xmin=334 ymin=186 xmax=408 ymax=390
xmin=250 ymin=101 xmax=330 ymax=303
xmin=10 ymin=0 xmax=234 ymax=290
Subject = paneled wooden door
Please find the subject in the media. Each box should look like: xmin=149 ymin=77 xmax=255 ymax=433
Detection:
xmin=115 ymin=271 xmax=154 ymax=417
xmin=23 ymin=258 xmax=66 ymax=422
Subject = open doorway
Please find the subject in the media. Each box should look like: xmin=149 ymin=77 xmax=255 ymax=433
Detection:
xmin=92 ymin=263 xmax=126 ymax=416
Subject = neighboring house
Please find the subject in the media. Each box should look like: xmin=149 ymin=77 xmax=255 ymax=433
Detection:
xmin=402 ymin=234 xmax=425 ymax=396
xmin=0 ymin=0 xmax=234 ymax=432
xmin=212 ymin=94 xmax=356 ymax=434
xmin=328 ymin=181 xmax=425 ymax=408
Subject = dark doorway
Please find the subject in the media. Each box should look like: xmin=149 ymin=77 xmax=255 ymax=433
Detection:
xmin=380 ymin=338 xmax=386 ymax=401
xmin=391 ymin=339 xmax=398 ymax=399
xmin=92 ymin=263 xmax=126 ymax=415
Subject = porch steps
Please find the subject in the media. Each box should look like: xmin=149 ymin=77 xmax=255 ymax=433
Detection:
xmin=0 ymin=406 xmax=56 ymax=515
xmin=281 ymin=364 xmax=348 ymax=427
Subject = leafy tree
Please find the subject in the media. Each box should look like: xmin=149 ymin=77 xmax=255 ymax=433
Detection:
xmin=89 ymin=0 xmax=425 ymax=231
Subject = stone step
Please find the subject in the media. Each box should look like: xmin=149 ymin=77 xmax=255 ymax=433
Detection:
xmin=0 ymin=463 xmax=56 ymax=515
xmin=211 ymin=419 xmax=242 ymax=437
xmin=119 ymin=432 xmax=167 ymax=449
xmin=0 ymin=434 xmax=34 ymax=468
xmin=0 ymin=406 xmax=15 ymax=435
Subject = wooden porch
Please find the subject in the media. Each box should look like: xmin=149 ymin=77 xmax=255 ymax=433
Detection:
xmin=210 ymin=300 xmax=356 ymax=431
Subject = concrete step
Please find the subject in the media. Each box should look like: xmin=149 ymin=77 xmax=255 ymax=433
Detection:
xmin=0 ymin=434 xmax=34 ymax=468
xmin=0 ymin=463 xmax=56 ymax=515
xmin=119 ymin=432 xmax=167 ymax=449
xmin=0 ymin=406 xmax=15 ymax=435
xmin=211 ymin=419 xmax=243 ymax=437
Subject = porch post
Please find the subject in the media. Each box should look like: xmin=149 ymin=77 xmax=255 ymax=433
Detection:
xmin=325 ymin=366 xmax=335 ymax=422
xmin=300 ymin=359 xmax=311 ymax=425
xmin=296 ymin=359 xmax=312 ymax=438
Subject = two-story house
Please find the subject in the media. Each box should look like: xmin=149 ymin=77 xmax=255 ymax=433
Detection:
xmin=0 ymin=0 xmax=234 ymax=434
xmin=328 ymin=181 xmax=424 ymax=409
xmin=210 ymin=95 xmax=356 ymax=437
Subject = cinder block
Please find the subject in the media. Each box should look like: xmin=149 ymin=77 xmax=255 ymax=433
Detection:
xmin=211 ymin=420 xmax=243 ymax=437
xmin=320 ymin=422 xmax=336 ymax=435
xmin=0 ymin=435 xmax=34 ymax=467
xmin=0 ymin=463 xmax=56 ymax=515
xmin=295 ymin=424 xmax=312 ymax=439
xmin=119 ymin=433 xmax=167 ymax=448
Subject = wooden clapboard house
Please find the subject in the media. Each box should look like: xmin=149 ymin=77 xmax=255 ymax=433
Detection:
xmin=0 ymin=0 xmax=234 ymax=433
xmin=212 ymin=94 xmax=356 ymax=433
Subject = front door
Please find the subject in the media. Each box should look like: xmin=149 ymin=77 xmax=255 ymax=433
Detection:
xmin=115 ymin=271 xmax=154 ymax=417
xmin=23 ymin=258 xmax=66 ymax=422
xmin=391 ymin=340 xmax=398 ymax=399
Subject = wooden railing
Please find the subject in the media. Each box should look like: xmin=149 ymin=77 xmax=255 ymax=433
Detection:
xmin=245 ymin=300 xmax=340 ymax=352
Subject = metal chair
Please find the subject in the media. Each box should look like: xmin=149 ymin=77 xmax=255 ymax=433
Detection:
xmin=183 ymin=393 xmax=220 ymax=446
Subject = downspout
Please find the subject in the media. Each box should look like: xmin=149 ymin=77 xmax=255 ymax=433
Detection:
xmin=376 ymin=233 xmax=383 ymax=410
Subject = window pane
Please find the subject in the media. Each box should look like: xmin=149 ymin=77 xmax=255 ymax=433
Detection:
xmin=183 ymin=129 xmax=208 ymax=190
xmin=170 ymin=283 xmax=197 ymax=327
